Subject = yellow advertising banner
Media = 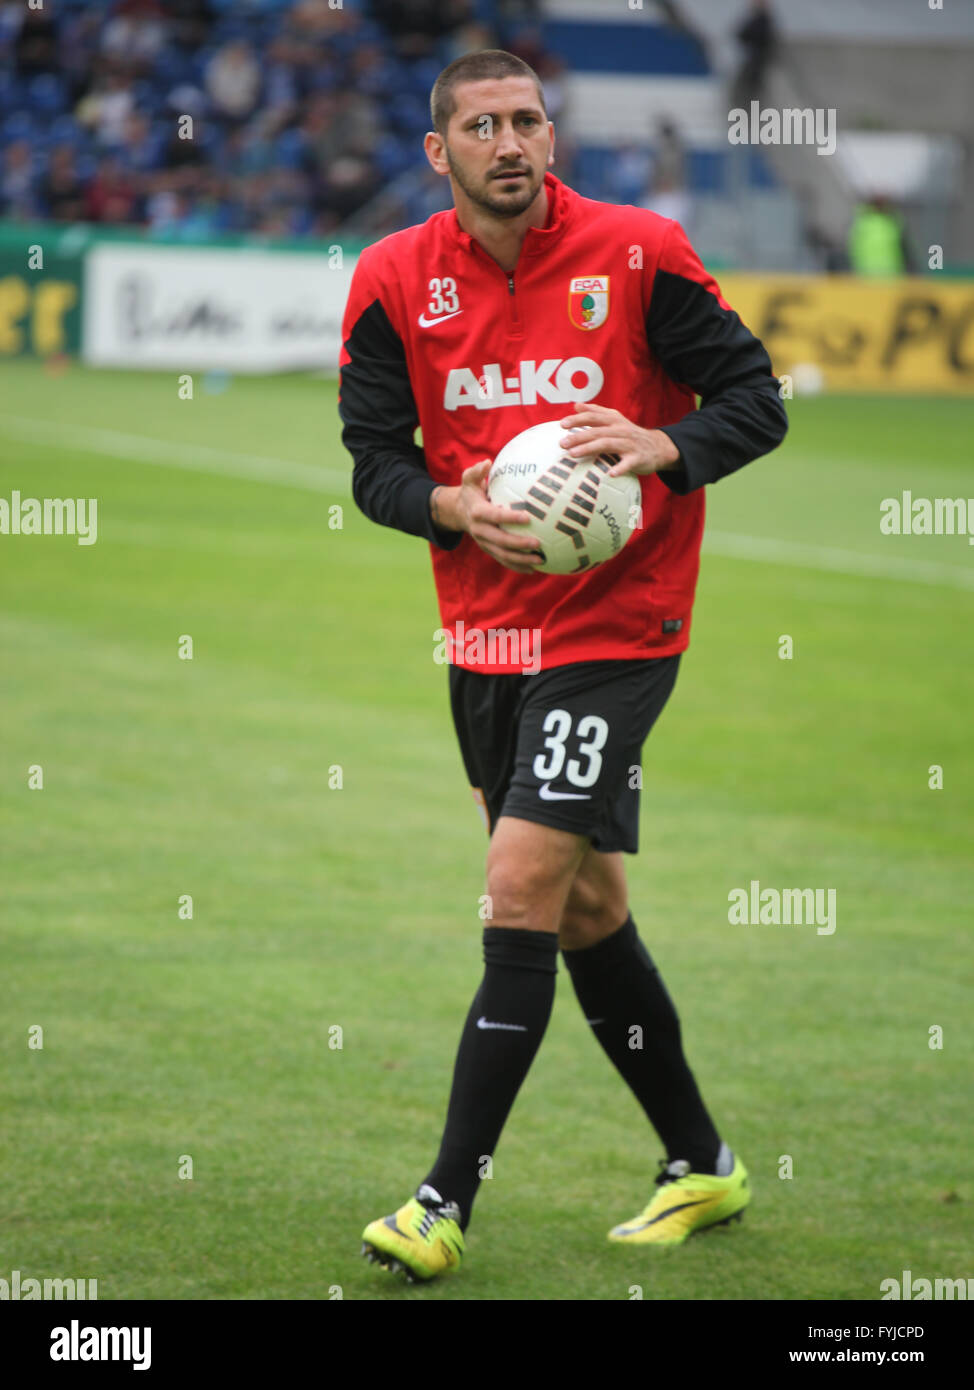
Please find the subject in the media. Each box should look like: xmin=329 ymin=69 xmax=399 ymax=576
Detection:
xmin=719 ymin=273 xmax=974 ymax=396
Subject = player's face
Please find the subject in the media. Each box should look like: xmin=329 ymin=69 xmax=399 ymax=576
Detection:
xmin=439 ymin=78 xmax=553 ymax=220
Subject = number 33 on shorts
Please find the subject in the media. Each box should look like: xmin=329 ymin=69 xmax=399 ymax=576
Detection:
xmin=532 ymin=709 xmax=609 ymax=793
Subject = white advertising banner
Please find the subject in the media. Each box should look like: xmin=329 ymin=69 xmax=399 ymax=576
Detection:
xmin=83 ymin=243 xmax=356 ymax=372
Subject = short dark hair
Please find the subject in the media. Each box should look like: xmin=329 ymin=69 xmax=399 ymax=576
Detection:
xmin=430 ymin=49 xmax=546 ymax=136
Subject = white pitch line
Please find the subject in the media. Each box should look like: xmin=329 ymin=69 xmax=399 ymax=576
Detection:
xmin=0 ymin=413 xmax=350 ymax=496
xmin=2 ymin=411 xmax=971 ymax=593
xmin=704 ymin=530 xmax=974 ymax=592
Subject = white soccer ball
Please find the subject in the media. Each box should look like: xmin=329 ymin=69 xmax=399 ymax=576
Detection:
xmin=487 ymin=420 xmax=640 ymax=575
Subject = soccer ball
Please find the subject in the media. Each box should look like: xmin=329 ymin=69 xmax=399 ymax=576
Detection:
xmin=487 ymin=420 xmax=640 ymax=575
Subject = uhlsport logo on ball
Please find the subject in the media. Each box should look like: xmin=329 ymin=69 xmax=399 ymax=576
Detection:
xmin=487 ymin=420 xmax=640 ymax=575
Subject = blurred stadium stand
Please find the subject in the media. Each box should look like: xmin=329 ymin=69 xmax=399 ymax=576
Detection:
xmin=1 ymin=0 xmax=971 ymax=270
xmin=679 ymin=0 xmax=973 ymax=269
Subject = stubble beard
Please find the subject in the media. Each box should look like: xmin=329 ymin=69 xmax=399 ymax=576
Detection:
xmin=445 ymin=145 xmax=544 ymax=220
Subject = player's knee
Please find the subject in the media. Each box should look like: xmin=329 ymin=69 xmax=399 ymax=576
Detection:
xmin=486 ymin=850 xmax=569 ymax=930
xmin=558 ymin=907 xmax=622 ymax=950
xmin=559 ymin=878 xmax=626 ymax=950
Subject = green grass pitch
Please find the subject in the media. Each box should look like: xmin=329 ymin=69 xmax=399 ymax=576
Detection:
xmin=1 ymin=360 xmax=972 ymax=1300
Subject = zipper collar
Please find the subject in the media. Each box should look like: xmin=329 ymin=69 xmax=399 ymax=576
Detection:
xmin=450 ymin=172 xmax=574 ymax=261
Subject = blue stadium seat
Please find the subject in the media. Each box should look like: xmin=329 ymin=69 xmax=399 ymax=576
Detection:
xmin=190 ymin=45 xmax=221 ymax=85
xmin=210 ymin=18 xmax=253 ymax=44
xmin=388 ymin=93 xmax=430 ymax=138
xmin=7 ymin=0 xmax=694 ymax=238
xmin=274 ymin=127 xmax=307 ymax=170
xmin=373 ymin=134 xmax=415 ymax=181
xmin=408 ymin=57 xmax=443 ymax=95
xmin=130 ymin=78 xmax=159 ymax=111
xmin=576 ymin=147 xmax=610 ymax=201
xmin=2 ymin=111 xmax=34 ymax=143
xmin=28 ymin=73 xmax=69 ymax=116
xmin=48 ymin=115 xmax=87 ymax=147
xmin=0 ymin=71 xmax=24 ymax=106
xmin=75 ymin=151 xmax=99 ymax=181
xmin=153 ymin=46 xmax=196 ymax=89
xmin=747 ymin=150 xmax=778 ymax=190
xmin=542 ymin=21 xmax=709 ymax=77
xmin=687 ymin=149 xmax=726 ymax=195
xmin=356 ymin=20 xmax=388 ymax=45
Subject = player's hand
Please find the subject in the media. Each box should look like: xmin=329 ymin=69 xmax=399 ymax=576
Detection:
xmin=559 ymin=402 xmax=682 ymax=477
xmin=441 ymin=460 xmax=546 ymax=574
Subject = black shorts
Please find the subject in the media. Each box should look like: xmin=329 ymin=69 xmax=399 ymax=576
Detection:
xmin=448 ymin=656 xmax=681 ymax=854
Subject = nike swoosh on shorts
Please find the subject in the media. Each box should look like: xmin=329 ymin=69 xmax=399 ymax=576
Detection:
xmin=538 ymin=783 xmax=592 ymax=801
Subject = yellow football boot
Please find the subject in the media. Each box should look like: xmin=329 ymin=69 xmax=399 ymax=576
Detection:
xmin=362 ymin=1186 xmax=464 ymax=1282
xmin=609 ymin=1151 xmax=750 ymax=1246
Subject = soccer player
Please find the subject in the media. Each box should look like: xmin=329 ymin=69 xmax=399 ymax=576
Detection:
xmin=339 ymin=49 xmax=788 ymax=1283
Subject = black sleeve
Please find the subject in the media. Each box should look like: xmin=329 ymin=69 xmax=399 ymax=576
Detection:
xmin=339 ymin=294 xmax=463 ymax=550
xmin=646 ymin=228 xmax=789 ymax=495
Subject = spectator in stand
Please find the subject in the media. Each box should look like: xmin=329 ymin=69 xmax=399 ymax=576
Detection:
xmin=236 ymin=171 xmax=271 ymax=231
xmin=299 ymin=90 xmax=382 ymax=171
xmin=349 ymin=42 xmax=391 ymax=100
xmin=57 ymin=6 xmax=104 ymax=106
xmin=444 ymin=20 xmax=497 ymax=65
xmin=610 ymin=145 xmax=654 ymax=207
xmin=404 ymin=162 xmax=453 ymax=225
xmin=206 ymin=39 xmax=262 ymax=124
xmin=76 ymin=70 xmax=137 ymax=148
xmin=83 ymin=156 xmax=140 ymax=224
xmin=536 ymin=53 xmax=567 ymax=127
xmin=145 ymin=171 xmax=183 ymax=233
xmin=848 ymin=195 xmax=917 ymax=276
xmin=309 ymin=207 xmax=342 ymax=238
xmin=223 ymin=123 xmax=274 ymax=181
xmin=174 ymin=170 xmax=226 ymax=237
xmin=255 ymin=208 xmax=294 ymax=238
xmin=497 ymin=0 xmax=541 ymax=23
xmin=262 ymin=38 xmax=304 ymax=132
xmin=146 ymin=166 xmax=215 ymax=234
xmin=159 ymin=86 xmax=208 ymax=170
xmin=506 ymin=21 xmax=544 ymax=72
xmin=117 ymin=111 xmax=162 ymax=174
xmin=166 ymin=0 xmax=215 ymax=52
xmin=288 ymin=0 xmax=352 ymax=41
xmin=259 ymin=167 xmax=312 ymax=236
xmin=13 ymin=1 xmax=59 ymax=76
xmin=315 ymin=153 xmax=381 ymax=223
xmin=101 ymin=0 xmax=168 ymax=71
xmin=1 ymin=140 xmax=39 ymax=219
xmin=40 ymin=146 xmax=88 ymax=223
xmin=0 ymin=1 xmax=21 ymax=48
xmin=370 ymin=0 xmax=473 ymax=57
xmin=732 ymin=0 xmax=777 ymax=109
xmin=334 ymin=84 xmax=384 ymax=158
xmin=639 ymin=119 xmax=692 ymax=231
xmin=2 ymin=0 xmax=569 ymax=239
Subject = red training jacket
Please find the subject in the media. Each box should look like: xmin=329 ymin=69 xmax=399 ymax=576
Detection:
xmin=339 ymin=171 xmax=787 ymax=673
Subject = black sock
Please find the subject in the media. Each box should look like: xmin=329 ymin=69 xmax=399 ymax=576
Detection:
xmin=561 ymin=914 xmax=721 ymax=1173
xmin=421 ymin=927 xmax=558 ymax=1229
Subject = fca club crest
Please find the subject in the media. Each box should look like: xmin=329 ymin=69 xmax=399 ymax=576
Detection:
xmin=568 ymin=275 xmax=610 ymax=330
